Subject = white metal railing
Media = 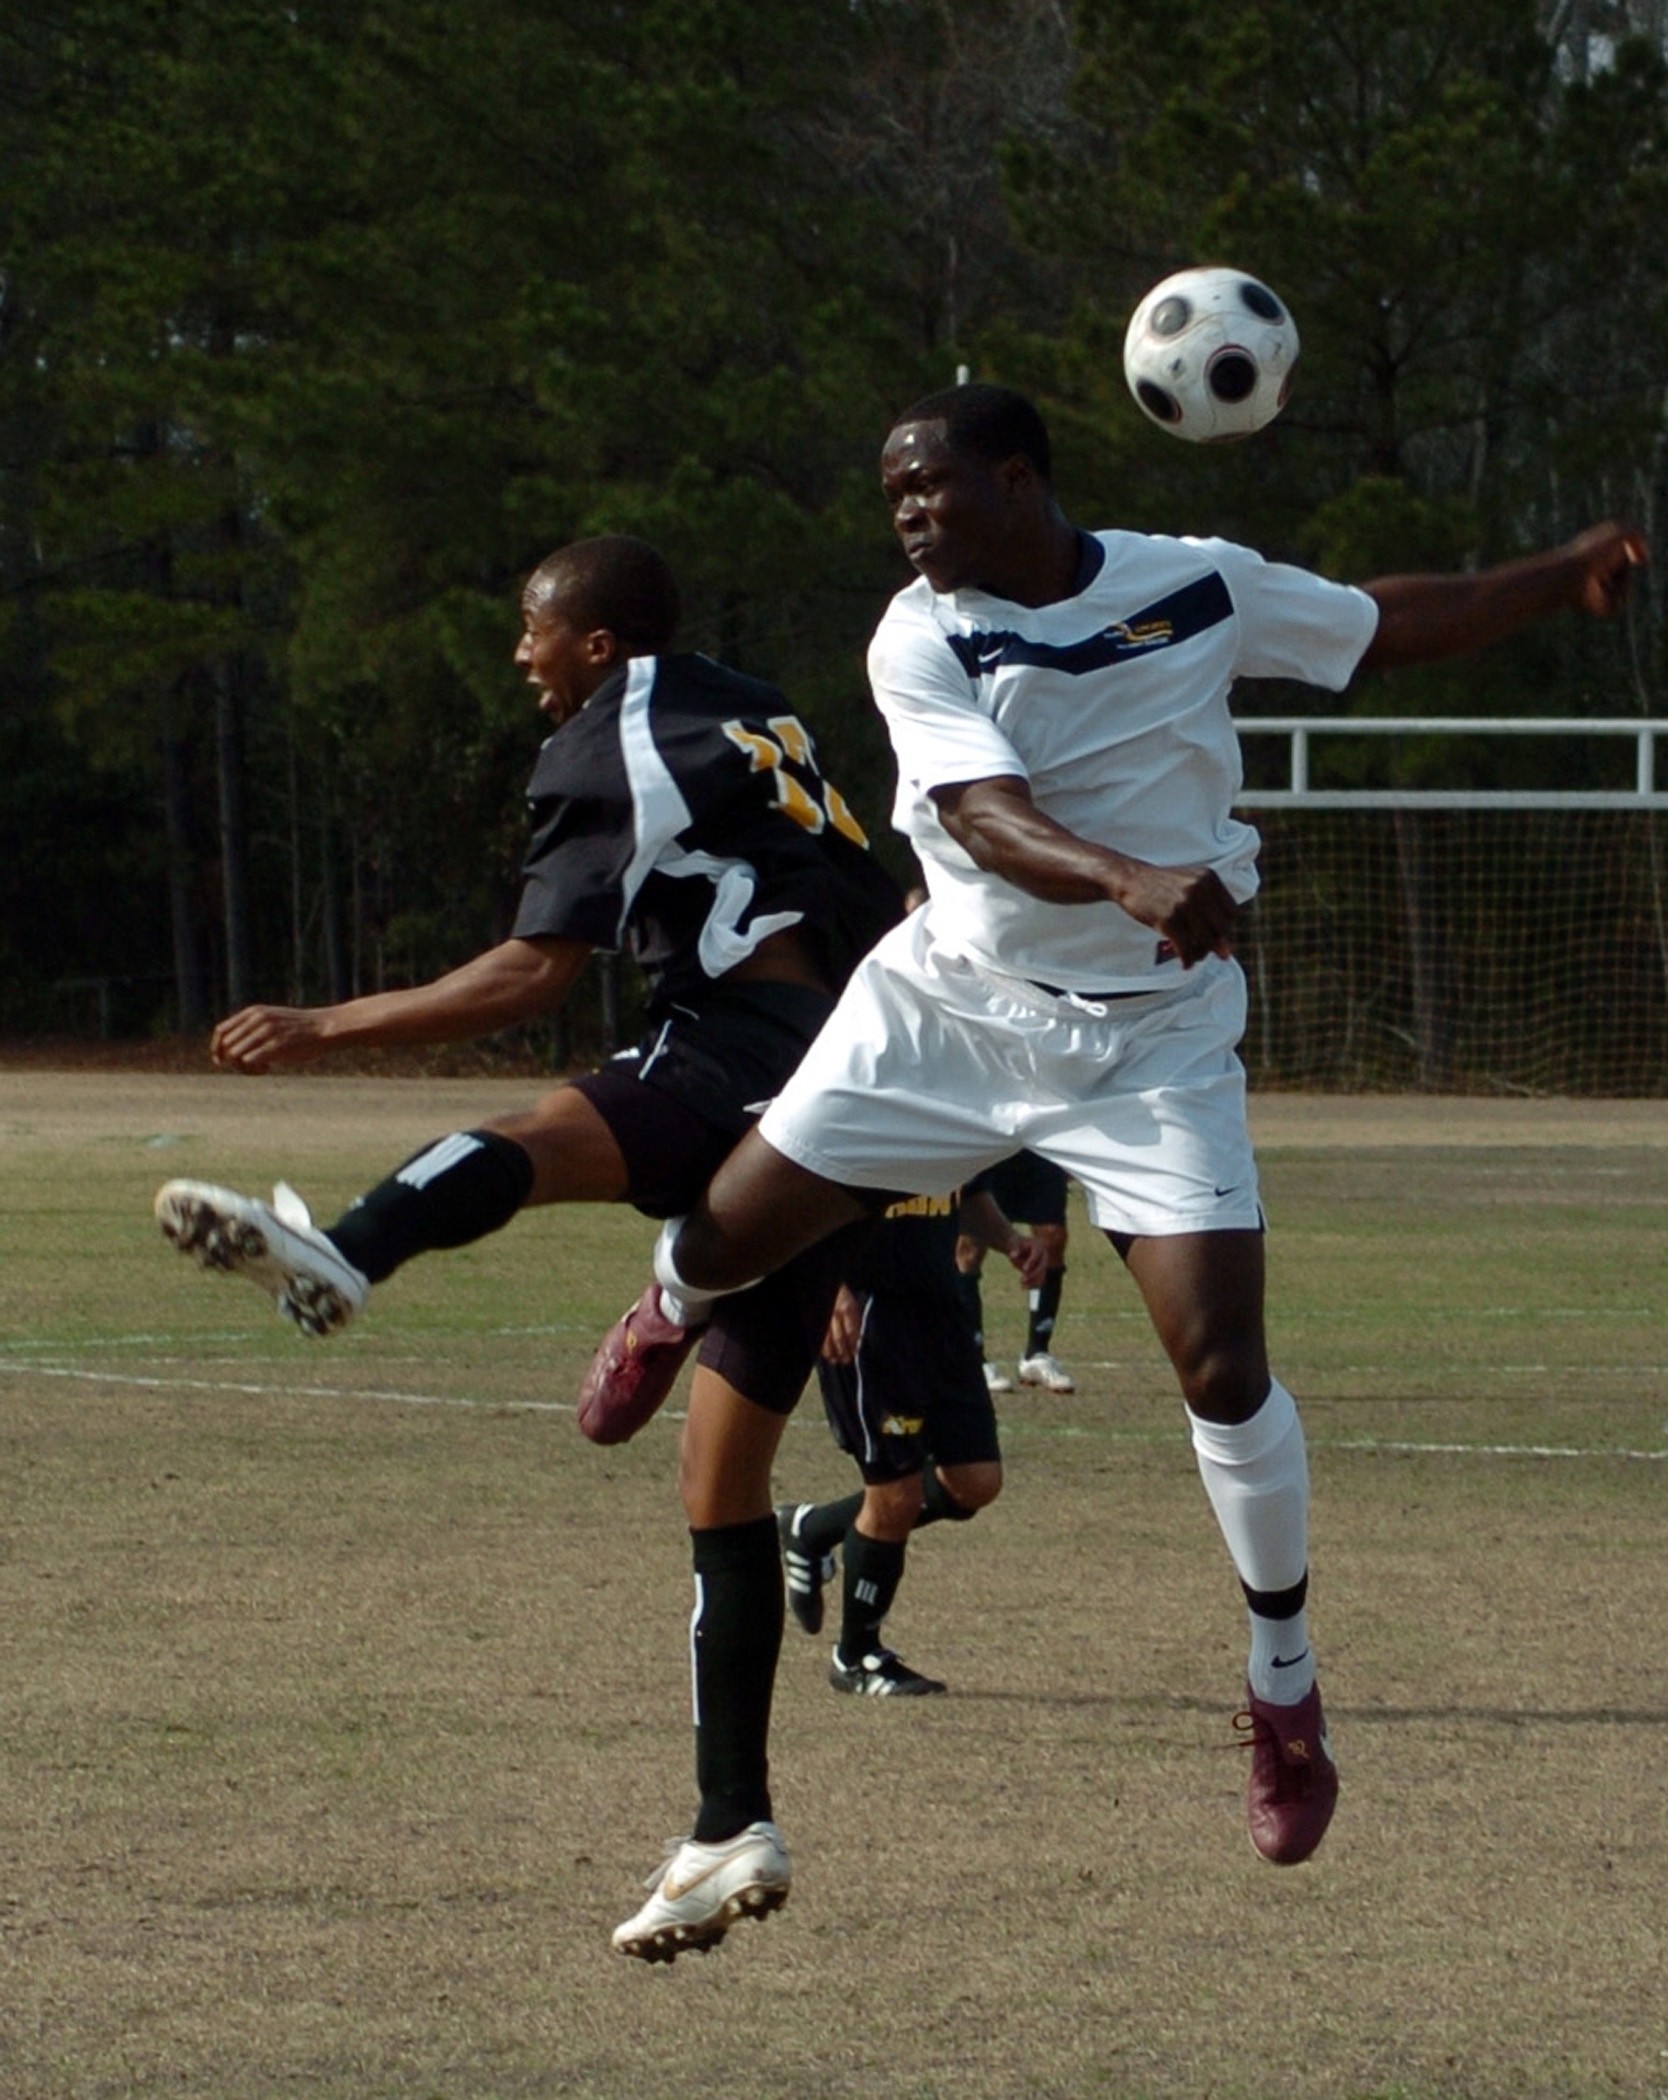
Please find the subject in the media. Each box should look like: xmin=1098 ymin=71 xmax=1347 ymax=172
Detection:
xmin=1233 ymin=717 xmax=1668 ymax=809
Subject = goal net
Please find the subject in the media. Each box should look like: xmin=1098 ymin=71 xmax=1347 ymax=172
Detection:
xmin=1235 ymin=720 xmax=1668 ymax=1096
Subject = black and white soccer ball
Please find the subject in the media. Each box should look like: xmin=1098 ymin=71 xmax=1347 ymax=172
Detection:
xmin=1122 ymin=267 xmax=1299 ymax=442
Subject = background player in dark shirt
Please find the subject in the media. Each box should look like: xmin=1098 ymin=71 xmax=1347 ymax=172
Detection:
xmin=779 ymin=1175 xmax=1044 ymax=1695
xmin=954 ymin=1150 xmax=1076 ymax=1395
xmin=153 ymin=533 xmax=901 ymax=1963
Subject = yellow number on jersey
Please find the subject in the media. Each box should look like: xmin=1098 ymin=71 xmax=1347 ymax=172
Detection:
xmin=722 ymin=718 xmax=870 ymax=847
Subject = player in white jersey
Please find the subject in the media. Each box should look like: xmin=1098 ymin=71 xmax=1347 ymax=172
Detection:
xmin=585 ymin=383 xmax=1646 ymax=1905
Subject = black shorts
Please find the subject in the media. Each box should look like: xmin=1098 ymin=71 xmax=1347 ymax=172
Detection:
xmin=570 ymin=979 xmax=837 ymax=1219
xmin=695 ymin=1220 xmax=875 ymax=1419
xmin=983 ymin=1151 xmax=1070 ymax=1229
xmin=573 ymin=978 xmax=867 ymax=1417
xmin=815 ymin=1287 xmax=1001 ymax=1484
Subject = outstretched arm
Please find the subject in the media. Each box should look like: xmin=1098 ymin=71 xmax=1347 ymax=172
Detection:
xmin=1360 ymin=523 xmax=1647 ymax=673
xmin=933 ymin=775 xmax=1238 ymax=966
xmin=210 ymin=935 xmax=593 ymax=1074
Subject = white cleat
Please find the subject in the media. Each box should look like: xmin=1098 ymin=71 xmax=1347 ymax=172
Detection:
xmin=153 ymin=1179 xmax=368 ymax=1338
xmin=982 ymin=1360 xmax=1015 ymax=1395
xmin=612 ymin=1821 xmax=790 ymax=1963
xmin=1017 ymin=1350 xmax=1076 ymax=1393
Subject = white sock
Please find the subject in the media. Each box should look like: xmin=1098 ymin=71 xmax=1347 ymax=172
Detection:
xmin=1245 ymin=1608 xmax=1314 ymax=1705
xmin=1188 ymin=1379 xmax=1316 ymax=1703
xmin=650 ymin=1217 xmax=760 ymax=1329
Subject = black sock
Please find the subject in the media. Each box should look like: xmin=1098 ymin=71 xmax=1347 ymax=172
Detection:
xmin=952 ymin=1265 xmax=986 ymax=1355
xmin=837 ymin=1529 xmax=907 ymax=1664
xmin=917 ymin=1469 xmax=976 ymax=1529
xmin=1242 ymin=1571 xmax=1308 ymax=1620
xmin=1026 ymin=1265 xmax=1065 ymax=1355
xmin=690 ymin=1516 xmax=782 ymax=1843
xmin=324 ymin=1130 xmax=535 ymax=1284
xmin=797 ymin=1489 xmax=865 ymax=1560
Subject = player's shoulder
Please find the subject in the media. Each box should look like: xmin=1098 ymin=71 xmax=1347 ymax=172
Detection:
xmin=1164 ymin=533 xmax=1370 ymax=623
xmin=1090 ymin=527 xmax=1324 ymax=632
xmin=1090 ymin=526 xmax=1256 ymax=586
xmin=652 ymin=650 xmax=789 ymax=720
xmin=868 ymin=576 xmax=961 ymax=676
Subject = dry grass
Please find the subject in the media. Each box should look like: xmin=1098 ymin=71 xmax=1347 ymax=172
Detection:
xmin=1 ymin=1072 xmax=1664 ymax=2100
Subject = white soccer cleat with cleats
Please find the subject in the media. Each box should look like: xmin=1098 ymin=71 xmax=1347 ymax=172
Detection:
xmin=612 ymin=1821 xmax=791 ymax=1963
xmin=154 ymin=1179 xmax=368 ymax=1338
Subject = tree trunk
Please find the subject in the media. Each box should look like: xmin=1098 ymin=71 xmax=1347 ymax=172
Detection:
xmin=214 ymin=649 xmax=253 ymax=1009
xmin=320 ymin=793 xmax=351 ymax=1003
xmin=160 ymin=723 xmax=208 ymax=1035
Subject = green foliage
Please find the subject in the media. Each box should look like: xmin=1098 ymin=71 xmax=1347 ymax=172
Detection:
xmin=1299 ymin=477 xmax=1477 ymax=582
xmin=1013 ymin=0 xmax=1668 ymax=564
xmin=3 ymin=0 xmax=1666 ymax=1030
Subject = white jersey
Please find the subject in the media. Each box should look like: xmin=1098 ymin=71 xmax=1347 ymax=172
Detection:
xmin=867 ymin=530 xmax=1378 ymax=992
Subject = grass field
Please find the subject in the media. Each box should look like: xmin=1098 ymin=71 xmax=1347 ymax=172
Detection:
xmin=2 ymin=1071 xmax=1664 ymax=2100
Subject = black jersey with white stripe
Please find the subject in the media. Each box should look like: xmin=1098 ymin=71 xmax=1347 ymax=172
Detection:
xmin=511 ymin=651 xmax=901 ymax=1012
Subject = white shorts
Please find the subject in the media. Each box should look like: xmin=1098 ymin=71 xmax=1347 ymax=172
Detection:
xmin=758 ymin=916 xmax=1262 ymax=1240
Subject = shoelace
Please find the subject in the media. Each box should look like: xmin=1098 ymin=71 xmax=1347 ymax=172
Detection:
xmin=1232 ymin=1707 xmax=1270 ymax=1751
xmin=1232 ymin=1707 xmax=1318 ymax=1789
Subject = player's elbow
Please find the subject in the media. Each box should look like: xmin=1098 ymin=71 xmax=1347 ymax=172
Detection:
xmin=497 ymin=936 xmax=589 ymax=1018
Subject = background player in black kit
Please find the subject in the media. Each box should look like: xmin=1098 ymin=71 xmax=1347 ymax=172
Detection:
xmin=153 ymin=532 xmax=902 ymax=1962
xmin=954 ymin=1150 xmax=1077 ymax=1394
xmin=778 ymin=1174 xmax=1045 ymax=1695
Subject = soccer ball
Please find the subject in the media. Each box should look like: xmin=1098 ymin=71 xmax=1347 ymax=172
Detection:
xmin=1122 ymin=267 xmax=1299 ymax=442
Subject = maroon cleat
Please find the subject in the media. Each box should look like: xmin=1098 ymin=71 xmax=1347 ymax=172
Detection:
xmin=576 ymin=1282 xmax=702 ymax=1445
xmin=1237 ymin=1679 xmax=1339 ymax=1866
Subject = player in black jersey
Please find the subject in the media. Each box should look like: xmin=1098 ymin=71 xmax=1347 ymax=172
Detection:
xmin=153 ymin=532 xmax=902 ymax=1963
xmin=954 ymin=1151 xmax=1077 ymax=1394
xmin=778 ymin=1175 xmax=1044 ymax=1696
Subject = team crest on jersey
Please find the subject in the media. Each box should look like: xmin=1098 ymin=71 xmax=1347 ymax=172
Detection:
xmin=1107 ymin=617 xmax=1173 ymax=649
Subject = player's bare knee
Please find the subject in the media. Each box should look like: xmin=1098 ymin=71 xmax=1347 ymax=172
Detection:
xmin=481 ymin=1087 xmax=628 ymax=1206
xmin=1178 ymin=1348 xmax=1272 ymax=1424
xmin=938 ymin=1460 xmax=1001 ymax=1512
xmin=669 ymin=1205 xmax=739 ymax=1289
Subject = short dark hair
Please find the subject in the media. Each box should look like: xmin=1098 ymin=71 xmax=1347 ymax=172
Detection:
xmin=526 ymin=533 xmax=681 ymax=654
xmin=891 ymin=382 xmax=1053 ymax=483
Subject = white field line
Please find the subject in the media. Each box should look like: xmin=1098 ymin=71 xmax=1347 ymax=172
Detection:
xmin=1 ymin=1358 xmax=574 ymax=1416
xmin=1325 ymin=1436 xmax=1668 ymax=1461
xmin=4 ymin=1356 xmax=1666 ymax=1460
